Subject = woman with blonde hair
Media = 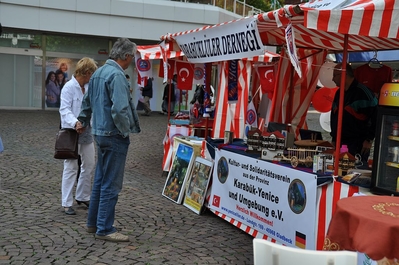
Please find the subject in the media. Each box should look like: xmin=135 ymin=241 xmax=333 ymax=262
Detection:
xmin=58 ymin=62 xmax=69 ymax=80
xmin=59 ymin=57 xmax=97 ymax=215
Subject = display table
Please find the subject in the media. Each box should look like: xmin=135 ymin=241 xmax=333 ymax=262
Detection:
xmin=192 ymin=118 xmax=214 ymax=138
xmin=163 ymin=137 xmax=364 ymax=250
xmin=204 ymin=140 xmax=362 ymax=250
xmin=323 ymin=196 xmax=399 ymax=261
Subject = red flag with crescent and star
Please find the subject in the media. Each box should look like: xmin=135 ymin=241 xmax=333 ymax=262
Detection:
xmin=176 ymin=60 xmax=194 ymax=90
xmin=212 ymin=195 xmax=220 ymax=207
xmin=158 ymin=59 xmax=176 ymax=80
xmin=258 ymin=65 xmax=275 ymax=99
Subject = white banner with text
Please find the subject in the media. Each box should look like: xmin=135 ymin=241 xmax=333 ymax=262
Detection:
xmin=174 ymin=18 xmax=265 ymax=63
xmin=209 ymin=149 xmax=318 ymax=249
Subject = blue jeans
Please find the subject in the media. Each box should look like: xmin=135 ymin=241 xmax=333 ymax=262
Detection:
xmin=87 ymin=134 xmax=130 ymax=236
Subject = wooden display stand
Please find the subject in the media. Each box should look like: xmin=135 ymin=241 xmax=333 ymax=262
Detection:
xmin=192 ymin=118 xmax=214 ymax=138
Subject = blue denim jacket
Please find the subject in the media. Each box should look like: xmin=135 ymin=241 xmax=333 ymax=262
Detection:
xmin=78 ymin=59 xmax=141 ymax=137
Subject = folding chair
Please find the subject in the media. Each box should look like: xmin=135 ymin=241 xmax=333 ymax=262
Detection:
xmin=253 ymin=238 xmax=357 ymax=265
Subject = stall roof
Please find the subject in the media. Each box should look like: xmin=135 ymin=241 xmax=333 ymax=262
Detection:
xmin=137 ymin=44 xmax=280 ymax=62
xmin=136 ymin=44 xmax=183 ymax=60
xmin=159 ymin=0 xmax=399 ymax=176
xmin=161 ymin=0 xmax=399 ymax=53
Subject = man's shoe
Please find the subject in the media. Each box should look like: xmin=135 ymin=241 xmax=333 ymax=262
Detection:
xmin=64 ymin=207 xmax=76 ymax=215
xmin=95 ymin=232 xmax=129 ymax=242
xmin=86 ymin=226 xmax=96 ymax=233
xmin=86 ymin=226 xmax=122 ymax=234
xmin=87 ymin=226 xmax=121 ymax=234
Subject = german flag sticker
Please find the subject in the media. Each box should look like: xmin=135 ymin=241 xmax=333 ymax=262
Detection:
xmin=295 ymin=231 xmax=306 ymax=249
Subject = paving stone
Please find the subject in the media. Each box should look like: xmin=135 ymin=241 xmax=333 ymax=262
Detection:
xmin=0 ymin=109 xmax=259 ymax=264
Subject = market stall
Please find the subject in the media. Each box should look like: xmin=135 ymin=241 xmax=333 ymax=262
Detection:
xmin=158 ymin=49 xmax=281 ymax=172
xmin=160 ymin=0 xmax=399 ymax=169
xmin=158 ymin=0 xmax=399 ymax=252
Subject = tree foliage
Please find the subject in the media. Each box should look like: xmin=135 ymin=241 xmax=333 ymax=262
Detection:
xmin=248 ymin=0 xmax=284 ymax=11
xmin=246 ymin=0 xmax=271 ymax=11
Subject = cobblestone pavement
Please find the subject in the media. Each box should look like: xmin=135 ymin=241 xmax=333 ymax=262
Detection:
xmin=0 ymin=110 xmax=254 ymax=265
xmin=0 ymin=109 xmax=325 ymax=265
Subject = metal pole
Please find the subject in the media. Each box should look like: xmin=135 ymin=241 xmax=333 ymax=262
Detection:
xmin=41 ymin=35 xmax=46 ymax=110
xmin=333 ymin=34 xmax=349 ymax=176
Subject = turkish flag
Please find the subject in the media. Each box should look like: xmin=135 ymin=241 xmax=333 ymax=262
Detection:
xmin=176 ymin=60 xmax=194 ymax=90
xmin=158 ymin=59 xmax=175 ymax=79
xmin=258 ymin=65 xmax=275 ymax=99
xmin=212 ymin=195 xmax=220 ymax=207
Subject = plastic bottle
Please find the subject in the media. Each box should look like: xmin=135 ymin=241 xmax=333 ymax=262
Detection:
xmin=368 ymin=144 xmax=374 ymax=168
xmin=393 ymin=120 xmax=399 ymax=136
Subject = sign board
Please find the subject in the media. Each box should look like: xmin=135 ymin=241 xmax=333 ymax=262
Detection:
xmin=209 ymin=149 xmax=318 ymax=249
xmin=174 ymin=18 xmax=265 ymax=63
xmin=302 ymin=0 xmax=351 ymax=10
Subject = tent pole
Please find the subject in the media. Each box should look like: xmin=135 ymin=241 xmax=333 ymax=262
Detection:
xmin=204 ymin=62 xmax=212 ymax=139
xmin=333 ymin=34 xmax=349 ymax=176
xmin=287 ymin=63 xmax=295 ymax=126
xmin=167 ymin=81 xmax=171 ymax=122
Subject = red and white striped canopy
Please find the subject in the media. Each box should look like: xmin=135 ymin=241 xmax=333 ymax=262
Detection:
xmin=243 ymin=51 xmax=281 ymax=62
xmin=303 ymin=0 xmax=399 ymax=39
xmin=258 ymin=0 xmax=399 ymax=51
xmin=136 ymin=44 xmax=184 ymax=60
xmin=137 ymin=44 xmax=280 ymax=63
xmin=161 ymin=0 xmax=399 ymax=53
xmin=158 ymin=0 xmax=399 ymax=144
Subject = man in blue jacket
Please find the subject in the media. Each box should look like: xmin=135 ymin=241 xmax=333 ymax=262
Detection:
xmin=77 ymin=38 xmax=141 ymax=242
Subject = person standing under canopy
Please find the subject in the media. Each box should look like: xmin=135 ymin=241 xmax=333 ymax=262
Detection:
xmin=330 ymin=63 xmax=377 ymax=163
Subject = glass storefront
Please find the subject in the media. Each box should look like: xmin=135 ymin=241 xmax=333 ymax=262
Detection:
xmin=0 ymin=32 xmax=110 ymax=109
xmin=0 ymin=53 xmax=40 ymax=108
xmin=0 ymin=31 xmax=211 ymax=112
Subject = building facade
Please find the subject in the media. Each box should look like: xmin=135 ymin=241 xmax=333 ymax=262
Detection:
xmin=0 ymin=0 xmax=241 ymax=110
